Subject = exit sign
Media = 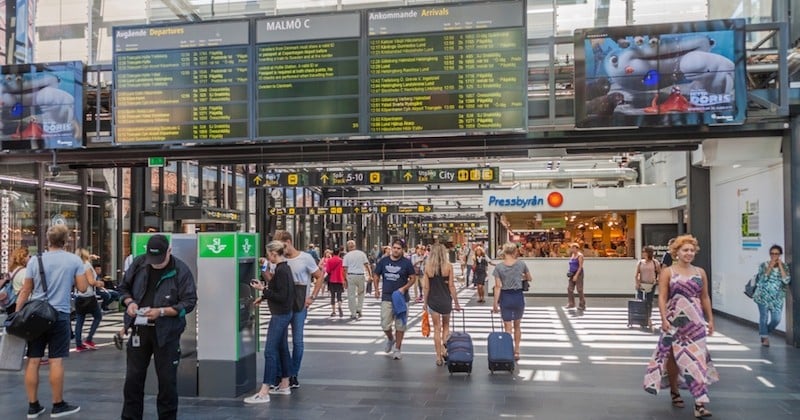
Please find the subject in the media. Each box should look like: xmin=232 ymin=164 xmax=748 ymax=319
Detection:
xmin=148 ymin=157 xmax=166 ymax=167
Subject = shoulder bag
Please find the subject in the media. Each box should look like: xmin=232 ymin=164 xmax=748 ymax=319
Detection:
xmin=744 ymin=273 xmax=759 ymax=299
xmin=4 ymin=255 xmax=59 ymax=341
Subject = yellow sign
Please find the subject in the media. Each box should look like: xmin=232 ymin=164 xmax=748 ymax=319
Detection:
xmin=287 ymin=174 xmax=298 ymax=185
xmin=369 ymin=172 xmax=381 ymax=184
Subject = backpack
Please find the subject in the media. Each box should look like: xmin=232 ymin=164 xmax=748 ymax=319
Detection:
xmin=0 ymin=267 xmax=23 ymax=309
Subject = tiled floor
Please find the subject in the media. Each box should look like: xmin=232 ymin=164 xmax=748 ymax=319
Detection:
xmin=2 ymin=290 xmax=799 ymax=419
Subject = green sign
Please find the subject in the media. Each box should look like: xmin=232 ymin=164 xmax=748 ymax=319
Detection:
xmin=131 ymin=233 xmax=171 ymax=257
xmin=237 ymin=234 xmax=257 ymax=258
xmin=148 ymin=157 xmax=166 ymax=168
xmin=198 ymin=233 xmax=236 ymax=258
xmin=249 ymin=167 xmax=498 ymax=188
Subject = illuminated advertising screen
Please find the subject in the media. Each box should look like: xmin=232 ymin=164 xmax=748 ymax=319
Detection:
xmin=574 ymin=19 xmax=746 ymax=128
xmin=0 ymin=61 xmax=84 ymax=149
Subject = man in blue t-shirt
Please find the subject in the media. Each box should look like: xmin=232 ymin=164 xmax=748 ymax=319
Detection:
xmin=373 ymin=239 xmax=416 ymax=360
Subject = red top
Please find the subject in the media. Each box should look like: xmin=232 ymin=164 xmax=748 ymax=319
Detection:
xmin=325 ymin=255 xmax=344 ymax=284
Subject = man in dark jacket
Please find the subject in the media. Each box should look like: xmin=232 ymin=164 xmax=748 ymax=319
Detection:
xmin=118 ymin=234 xmax=197 ymax=420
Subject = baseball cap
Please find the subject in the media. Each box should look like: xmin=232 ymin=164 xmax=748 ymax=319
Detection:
xmin=144 ymin=234 xmax=170 ymax=265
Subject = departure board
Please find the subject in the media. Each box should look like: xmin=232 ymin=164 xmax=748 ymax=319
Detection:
xmin=367 ymin=1 xmax=527 ymax=135
xmin=255 ymin=14 xmax=361 ymax=138
xmin=113 ymin=21 xmax=251 ymax=144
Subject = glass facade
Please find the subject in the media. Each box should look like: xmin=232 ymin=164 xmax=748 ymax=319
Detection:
xmin=0 ymin=0 xmax=790 ymax=276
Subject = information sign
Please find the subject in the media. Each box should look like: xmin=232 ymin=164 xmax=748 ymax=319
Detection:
xmin=255 ymin=14 xmax=362 ymax=138
xmin=249 ymin=167 xmax=498 ymax=188
xmin=366 ymin=1 xmax=527 ymax=135
xmin=113 ymin=21 xmax=251 ymax=144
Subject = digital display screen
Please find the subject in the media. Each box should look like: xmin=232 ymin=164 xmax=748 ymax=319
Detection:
xmin=113 ymin=21 xmax=251 ymax=144
xmin=574 ymin=19 xmax=746 ymax=128
xmin=255 ymin=13 xmax=361 ymax=139
xmin=110 ymin=1 xmax=527 ymax=144
xmin=367 ymin=1 xmax=527 ymax=135
xmin=0 ymin=61 xmax=84 ymax=149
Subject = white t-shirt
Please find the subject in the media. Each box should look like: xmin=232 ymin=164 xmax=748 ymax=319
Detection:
xmin=342 ymin=249 xmax=369 ymax=275
xmin=75 ymin=261 xmax=96 ymax=297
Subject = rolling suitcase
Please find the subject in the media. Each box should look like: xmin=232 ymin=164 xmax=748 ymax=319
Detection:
xmin=487 ymin=311 xmax=515 ymax=373
xmin=627 ymin=290 xmax=650 ymax=328
xmin=447 ymin=311 xmax=473 ymax=375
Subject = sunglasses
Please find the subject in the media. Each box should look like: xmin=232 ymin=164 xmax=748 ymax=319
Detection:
xmin=770 ymin=252 xmax=781 ymax=256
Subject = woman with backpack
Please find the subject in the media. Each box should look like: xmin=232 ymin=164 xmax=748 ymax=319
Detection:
xmin=0 ymin=247 xmax=29 ymax=314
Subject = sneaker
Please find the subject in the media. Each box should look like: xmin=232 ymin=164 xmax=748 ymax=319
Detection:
xmin=50 ymin=401 xmax=80 ymax=418
xmin=338 ymin=308 xmax=343 ymax=318
xmin=330 ymin=312 xmax=336 ymax=317
xmin=243 ymin=392 xmax=270 ymax=404
xmin=350 ymin=315 xmax=358 ymax=320
xmin=356 ymin=311 xmax=362 ymax=318
xmin=289 ymin=376 xmax=300 ymax=389
xmin=27 ymin=402 xmax=45 ymax=418
xmin=83 ymin=341 xmax=97 ymax=350
xmin=384 ymin=338 xmax=395 ymax=353
xmin=392 ymin=349 xmax=402 ymax=360
xmin=268 ymin=386 xmax=291 ymax=395
xmin=74 ymin=345 xmax=88 ymax=353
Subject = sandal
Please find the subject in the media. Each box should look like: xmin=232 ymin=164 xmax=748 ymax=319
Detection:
xmin=671 ymin=391 xmax=685 ymax=408
xmin=435 ymin=359 xmax=444 ymax=366
xmin=694 ymin=404 xmax=712 ymax=418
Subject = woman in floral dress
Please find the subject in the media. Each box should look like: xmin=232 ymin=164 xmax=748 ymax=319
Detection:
xmin=643 ymin=235 xmax=718 ymax=418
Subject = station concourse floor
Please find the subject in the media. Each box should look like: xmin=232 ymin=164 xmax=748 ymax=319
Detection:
xmin=2 ymin=288 xmax=799 ymax=420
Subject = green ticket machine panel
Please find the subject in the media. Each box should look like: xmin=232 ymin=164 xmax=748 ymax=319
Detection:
xmin=196 ymin=232 xmax=259 ymax=397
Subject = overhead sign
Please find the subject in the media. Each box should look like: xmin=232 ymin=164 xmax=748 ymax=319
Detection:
xmin=250 ymin=167 xmax=497 ymax=188
xmin=267 ymin=205 xmax=434 ymax=215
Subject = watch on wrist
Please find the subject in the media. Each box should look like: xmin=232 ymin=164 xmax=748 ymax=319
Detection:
xmin=160 ymin=307 xmax=165 ymax=317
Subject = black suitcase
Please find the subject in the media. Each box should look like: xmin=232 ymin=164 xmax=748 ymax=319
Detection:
xmin=447 ymin=311 xmax=473 ymax=375
xmin=627 ymin=290 xmax=650 ymax=328
xmin=487 ymin=311 xmax=515 ymax=373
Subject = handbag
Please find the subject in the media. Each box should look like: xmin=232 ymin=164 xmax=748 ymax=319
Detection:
xmin=744 ymin=273 xmax=758 ymax=298
xmin=522 ymin=279 xmax=530 ymax=291
xmin=74 ymin=294 xmax=98 ymax=315
xmin=567 ymin=271 xmax=576 ymax=278
xmin=4 ymin=255 xmax=59 ymax=341
xmin=421 ymin=311 xmax=430 ymax=337
xmin=640 ymin=282 xmax=656 ymax=293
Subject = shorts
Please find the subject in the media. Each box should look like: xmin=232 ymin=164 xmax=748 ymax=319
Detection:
xmin=329 ymin=282 xmax=344 ymax=294
xmin=499 ymin=289 xmax=525 ymax=322
xmin=27 ymin=312 xmax=71 ymax=359
xmin=380 ymin=301 xmax=407 ymax=332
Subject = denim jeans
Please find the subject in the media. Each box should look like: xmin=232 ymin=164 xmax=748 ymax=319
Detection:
xmin=757 ymin=302 xmax=782 ymax=337
xmin=75 ymin=303 xmax=103 ymax=347
xmin=263 ymin=311 xmax=292 ymax=385
xmin=289 ymin=306 xmax=307 ymax=377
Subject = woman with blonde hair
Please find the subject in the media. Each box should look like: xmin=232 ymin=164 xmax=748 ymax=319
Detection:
xmin=643 ymin=235 xmax=718 ymax=418
xmin=422 ymin=243 xmax=462 ymax=366
xmin=492 ymin=242 xmax=531 ymax=361
xmin=73 ymin=248 xmax=105 ymax=351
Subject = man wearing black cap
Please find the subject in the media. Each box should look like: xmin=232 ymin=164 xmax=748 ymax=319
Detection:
xmin=117 ymin=234 xmax=197 ymax=420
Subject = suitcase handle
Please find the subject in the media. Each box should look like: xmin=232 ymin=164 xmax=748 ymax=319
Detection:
xmin=491 ymin=309 xmax=498 ymax=332
xmin=451 ymin=307 xmax=466 ymax=333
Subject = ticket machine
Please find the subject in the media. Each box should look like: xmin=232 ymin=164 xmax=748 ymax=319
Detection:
xmin=195 ymin=232 xmax=259 ymax=397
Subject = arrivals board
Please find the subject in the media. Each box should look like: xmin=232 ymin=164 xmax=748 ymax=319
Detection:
xmin=110 ymin=1 xmax=526 ymax=145
xmin=366 ymin=1 xmax=527 ymax=135
xmin=113 ymin=22 xmax=251 ymax=144
xmin=255 ymin=14 xmax=361 ymax=138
